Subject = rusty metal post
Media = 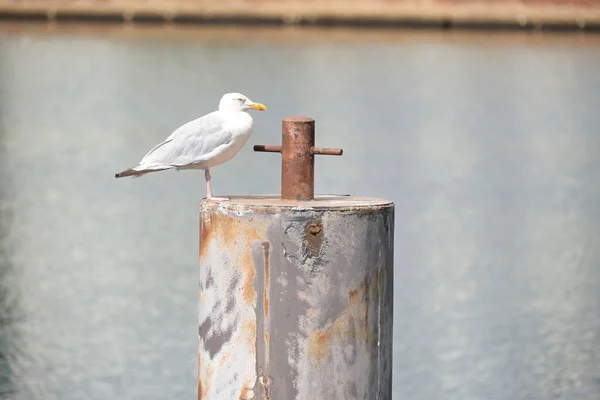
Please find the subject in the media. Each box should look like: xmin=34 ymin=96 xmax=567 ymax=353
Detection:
xmin=199 ymin=117 xmax=394 ymax=400
xmin=281 ymin=117 xmax=314 ymax=200
xmin=254 ymin=116 xmax=342 ymax=201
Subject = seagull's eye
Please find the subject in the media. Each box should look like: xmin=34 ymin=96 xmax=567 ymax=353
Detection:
xmin=237 ymin=98 xmax=244 ymax=102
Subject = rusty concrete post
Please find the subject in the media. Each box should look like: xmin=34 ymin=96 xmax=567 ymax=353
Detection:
xmin=199 ymin=118 xmax=394 ymax=400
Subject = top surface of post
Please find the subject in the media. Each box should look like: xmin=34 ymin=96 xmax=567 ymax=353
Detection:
xmin=254 ymin=116 xmax=343 ymax=201
xmin=285 ymin=116 xmax=314 ymax=123
xmin=200 ymin=195 xmax=393 ymax=211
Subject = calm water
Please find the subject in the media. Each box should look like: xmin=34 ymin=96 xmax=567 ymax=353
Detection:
xmin=0 ymin=23 xmax=600 ymax=400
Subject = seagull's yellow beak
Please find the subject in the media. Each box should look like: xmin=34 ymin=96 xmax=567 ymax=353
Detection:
xmin=249 ymin=102 xmax=267 ymax=111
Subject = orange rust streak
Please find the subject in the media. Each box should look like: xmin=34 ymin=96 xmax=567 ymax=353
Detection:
xmin=263 ymin=242 xmax=270 ymax=318
xmin=237 ymin=318 xmax=257 ymax=350
xmin=239 ymin=375 xmax=256 ymax=400
xmin=199 ymin=208 xmax=267 ymax=397
xmin=263 ymin=242 xmax=271 ymax=396
xmin=259 ymin=376 xmax=271 ymax=400
xmin=199 ymin=215 xmax=209 ymax=263
xmin=264 ymin=331 xmax=270 ymax=366
xmin=239 ymin=388 xmax=255 ymax=400
xmin=264 ymin=298 xmax=270 ymax=319
xmin=307 ymin=270 xmax=385 ymax=366
xmin=263 ymin=376 xmax=271 ymax=400
xmin=219 ymin=349 xmax=234 ymax=367
xmin=241 ymin=240 xmax=257 ymax=305
xmin=200 ymin=211 xmax=264 ymax=306
xmin=308 ymin=329 xmax=332 ymax=364
xmin=199 ymin=365 xmax=214 ymax=400
xmin=199 ymin=210 xmax=245 ymax=261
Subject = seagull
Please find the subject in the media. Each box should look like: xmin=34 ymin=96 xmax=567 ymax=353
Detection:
xmin=115 ymin=92 xmax=267 ymax=201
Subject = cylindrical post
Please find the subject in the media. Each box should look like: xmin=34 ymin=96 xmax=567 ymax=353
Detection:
xmin=281 ymin=117 xmax=315 ymax=201
xmin=199 ymin=196 xmax=394 ymax=400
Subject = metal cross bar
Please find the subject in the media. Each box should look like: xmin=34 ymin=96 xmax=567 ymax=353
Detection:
xmin=254 ymin=116 xmax=343 ymax=201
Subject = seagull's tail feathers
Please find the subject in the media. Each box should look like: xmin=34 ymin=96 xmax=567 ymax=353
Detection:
xmin=114 ymin=165 xmax=171 ymax=179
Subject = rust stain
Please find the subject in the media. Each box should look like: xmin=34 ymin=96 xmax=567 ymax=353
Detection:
xmin=239 ymin=375 xmax=256 ymax=400
xmin=348 ymin=284 xmax=363 ymax=303
xmin=198 ymin=365 xmax=214 ymax=400
xmin=308 ymin=329 xmax=334 ymax=364
xmin=264 ymin=330 xmax=270 ymax=379
xmin=218 ymin=349 xmax=234 ymax=367
xmin=200 ymin=211 xmax=265 ymax=306
xmin=259 ymin=375 xmax=271 ymax=400
xmin=262 ymin=241 xmax=271 ymax=399
xmin=263 ymin=242 xmax=270 ymax=318
xmin=239 ymin=388 xmax=255 ymax=400
xmin=199 ymin=209 xmax=268 ymax=398
xmin=199 ymin=213 xmax=212 ymax=262
xmin=307 ymin=270 xmax=385 ymax=366
xmin=199 ymin=211 xmax=250 ymax=261
xmin=240 ymin=226 xmax=265 ymax=307
xmin=237 ymin=318 xmax=257 ymax=351
xmin=241 ymin=244 xmax=257 ymax=306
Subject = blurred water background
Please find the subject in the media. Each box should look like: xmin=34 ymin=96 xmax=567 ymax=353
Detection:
xmin=0 ymin=23 xmax=599 ymax=399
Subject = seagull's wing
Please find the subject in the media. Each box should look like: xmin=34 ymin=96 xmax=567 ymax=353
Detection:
xmin=139 ymin=111 xmax=234 ymax=167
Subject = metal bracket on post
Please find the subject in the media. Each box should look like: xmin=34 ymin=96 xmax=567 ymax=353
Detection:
xmin=253 ymin=116 xmax=343 ymax=201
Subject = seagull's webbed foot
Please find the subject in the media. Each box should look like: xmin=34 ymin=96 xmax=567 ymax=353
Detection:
xmin=204 ymin=169 xmax=230 ymax=201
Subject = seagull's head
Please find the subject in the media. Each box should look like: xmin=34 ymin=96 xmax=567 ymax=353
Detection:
xmin=219 ymin=93 xmax=267 ymax=113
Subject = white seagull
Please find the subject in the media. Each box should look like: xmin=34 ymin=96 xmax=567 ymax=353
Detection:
xmin=115 ymin=92 xmax=267 ymax=201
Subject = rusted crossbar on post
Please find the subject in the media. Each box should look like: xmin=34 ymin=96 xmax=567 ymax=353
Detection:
xmin=254 ymin=116 xmax=343 ymax=201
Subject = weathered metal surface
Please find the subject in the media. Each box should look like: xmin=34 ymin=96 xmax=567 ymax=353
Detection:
xmin=199 ymin=196 xmax=394 ymax=400
xmin=254 ymin=117 xmax=343 ymax=201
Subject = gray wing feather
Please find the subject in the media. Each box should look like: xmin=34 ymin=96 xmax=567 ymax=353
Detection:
xmin=139 ymin=112 xmax=233 ymax=167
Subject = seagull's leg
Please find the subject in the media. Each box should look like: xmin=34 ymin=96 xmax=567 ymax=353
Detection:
xmin=205 ymin=169 xmax=212 ymax=198
xmin=204 ymin=169 xmax=229 ymax=201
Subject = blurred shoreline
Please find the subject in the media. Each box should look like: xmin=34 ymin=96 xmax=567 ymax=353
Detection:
xmin=1 ymin=20 xmax=599 ymax=44
xmin=0 ymin=0 xmax=599 ymax=32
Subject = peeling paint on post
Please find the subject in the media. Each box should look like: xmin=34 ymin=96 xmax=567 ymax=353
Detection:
xmin=198 ymin=196 xmax=394 ymax=400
